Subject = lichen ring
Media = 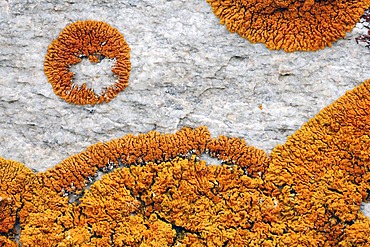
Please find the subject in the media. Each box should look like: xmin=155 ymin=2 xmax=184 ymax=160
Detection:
xmin=44 ymin=20 xmax=131 ymax=105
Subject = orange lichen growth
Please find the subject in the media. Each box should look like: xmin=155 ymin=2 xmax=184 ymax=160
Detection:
xmin=37 ymin=126 xmax=211 ymax=195
xmin=265 ymin=78 xmax=370 ymax=245
xmin=3 ymin=79 xmax=370 ymax=245
xmin=0 ymin=236 xmax=17 ymax=247
xmin=206 ymin=0 xmax=370 ymax=51
xmin=207 ymin=135 xmax=270 ymax=176
xmin=0 ymin=158 xmax=34 ymax=233
xmin=20 ymin=155 xmax=277 ymax=246
xmin=0 ymin=158 xmax=35 ymax=246
xmin=44 ymin=20 xmax=131 ymax=105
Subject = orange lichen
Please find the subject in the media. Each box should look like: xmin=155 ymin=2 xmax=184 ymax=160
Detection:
xmin=20 ymin=155 xmax=275 ymax=246
xmin=36 ymin=126 xmax=211 ymax=195
xmin=206 ymin=0 xmax=370 ymax=51
xmin=44 ymin=20 xmax=131 ymax=105
xmin=207 ymin=135 xmax=270 ymax=176
xmin=265 ymin=78 xmax=370 ymax=245
xmin=2 ymin=79 xmax=370 ymax=246
xmin=0 ymin=236 xmax=16 ymax=247
xmin=0 ymin=157 xmax=35 ymax=246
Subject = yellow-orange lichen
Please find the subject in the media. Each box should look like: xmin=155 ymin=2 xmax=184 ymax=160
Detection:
xmin=206 ymin=0 xmax=370 ymax=51
xmin=265 ymin=78 xmax=370 ymax=245
xmin=207 ymin=135 xmax=270 ymax=177
xmin=2 ymin=79 xmax=370 ymax=246
xmin=44 ymin=20 xmax=131 ymax=105
xmin=20 ymin=155 xmax=275 ymax=246
xmin=0 ymin=157 xmax=35 ymax=246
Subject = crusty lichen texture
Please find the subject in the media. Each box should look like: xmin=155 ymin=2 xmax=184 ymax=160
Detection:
xmin=265 ymin=78 xmax=370 ymax=245
xmin=44 ymin=20 xmax=131 ymax=105
xmin=206 ymin=0 xmax=370 ymax=51
xmin=0 ymin=158 xmax=35 ymax=247
xmin=2 ymin=79 xmax=370 ymax=246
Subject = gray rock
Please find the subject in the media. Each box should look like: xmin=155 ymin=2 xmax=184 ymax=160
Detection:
xmin=0 ymin=0 xmax=369 ymax=213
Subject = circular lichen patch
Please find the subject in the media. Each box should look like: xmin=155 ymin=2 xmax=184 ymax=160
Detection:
xmin=44 ymin=20 xmax=131 ymax=105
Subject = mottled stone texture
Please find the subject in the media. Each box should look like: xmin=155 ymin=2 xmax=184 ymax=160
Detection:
xmin=0 ymin=0 xmax=369 ymax=172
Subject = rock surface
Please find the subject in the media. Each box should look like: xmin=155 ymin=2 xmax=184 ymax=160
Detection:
xmin=0 ymin=2 xmax=369 ymax=172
